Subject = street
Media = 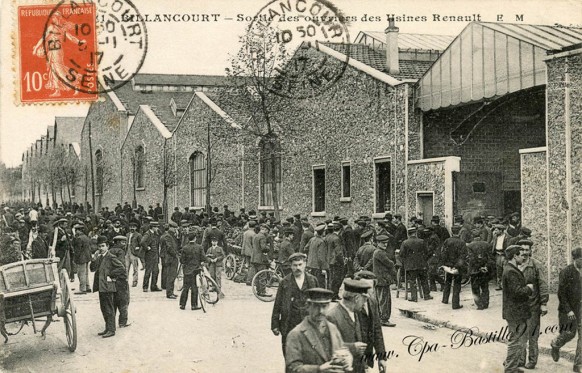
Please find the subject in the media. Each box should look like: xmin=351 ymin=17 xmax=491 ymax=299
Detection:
xmin=0 ymin=269 xmax=575 ymax=373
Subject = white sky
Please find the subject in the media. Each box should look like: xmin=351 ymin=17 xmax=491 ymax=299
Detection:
xmin=1 ymin=0 xmax=581 ymax=167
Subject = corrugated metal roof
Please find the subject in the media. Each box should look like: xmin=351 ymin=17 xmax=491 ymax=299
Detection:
xmin=417 ymin=22 xmax=582 ymax=112
xmin=357 ymin=31 xmax=455 ymax=51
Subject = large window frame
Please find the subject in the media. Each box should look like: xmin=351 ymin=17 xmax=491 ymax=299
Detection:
xmin=135 ymin=145 xmax=145 ymax=190
xmin=340 ymin=161 xmax=351 ymax=202
xmin=312 ymin=164 xmax=326 ymax=216
xmin=189 ymin=151 xmax=206 ymax=208
xmin=373 ymin=156 xmax=392 ymax=215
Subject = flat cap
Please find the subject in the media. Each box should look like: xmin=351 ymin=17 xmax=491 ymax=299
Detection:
xmin=520 ymin=227 xmax=532 ymax=237
xmin=518 ymin=239 xmax=533 ymax=246
xmin=169 ymin=222 xmax=178 ymax=228
xmin=288 ymin=252 xmax=307 ymax=262
xmin=376 ymin=234 xmax=390 ymax=243
xmin=361 ymin=230 xmax=373 ymax=239
xmin=306 ymin=288 xmax=334 ymax=304
xmin=150 ymin=221 xmax=159 ymax=227
xmin=314 ymin=223 xmax=327 ymax=232
xmin=354 ymin=270 xmax=377 ymax=280
xmin=407 ymin=227 xmax=417 ymax=234
xmin=493 ymin=224 xmax=506 ymax=230
xmin=431 ymin=216 xmax=440 ymax=222
xmin=343 ymin=279 xmax=371 ymax=294
xmin=113 ymin=235 xmax=127 ymax=241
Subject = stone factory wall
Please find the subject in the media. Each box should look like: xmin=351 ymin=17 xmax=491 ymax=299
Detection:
xmin=520 ymin=148 xmax=551 ymax=290
xmin=172 ymin=94 xmax=244 ymax=212
xmin=80 ymin=93 xmax=127 ymax=210
xmin=545 ymin=51 xmax=582 ymax=289
xmin=120 ymin=109 xmax=167 ymax=211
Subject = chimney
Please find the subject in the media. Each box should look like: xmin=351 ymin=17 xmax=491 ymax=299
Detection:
xmin=385 ymin=17 xmax=400 ymax=75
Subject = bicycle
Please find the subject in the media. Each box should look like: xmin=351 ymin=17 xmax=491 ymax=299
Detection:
xmin=251 ymin=260 xmax=286 ymax=302
xmin=199 ymin=263 xmax=221 ymax=311
xmin=175 ymin=263 xmax=221 ymax=313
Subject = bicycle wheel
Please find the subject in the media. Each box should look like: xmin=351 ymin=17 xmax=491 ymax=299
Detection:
xmin=197 ymin=274 xmax=207 ymax=313
xmin=175 ymin=264 xmax=184 ymax=292
xmin=224 ymin=254 xmax=237 ymax=280
xmin=252 ymin=269 xmax=278 ymax=302
xmin=203 ymin=274 xmax=220 ymax=304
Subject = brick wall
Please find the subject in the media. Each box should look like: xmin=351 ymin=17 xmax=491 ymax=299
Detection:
xmin=423 ymin=91 xmax=546 ymax=191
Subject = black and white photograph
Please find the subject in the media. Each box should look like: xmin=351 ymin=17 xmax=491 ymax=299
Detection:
xmin=0 ymin=0 xmax=581 ymax=372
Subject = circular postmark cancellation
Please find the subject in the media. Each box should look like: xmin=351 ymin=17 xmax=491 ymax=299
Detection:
xmin=247 ymin=0 xmax=351 ymax=99
xmin=42 ymin=0 xmax=147 ymax=95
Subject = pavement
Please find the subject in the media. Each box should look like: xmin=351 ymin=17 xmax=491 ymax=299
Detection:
xmin=392 ymin=283 xmax=579 ymax=363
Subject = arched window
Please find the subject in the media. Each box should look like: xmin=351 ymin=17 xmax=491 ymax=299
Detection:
xmin=95 ymin=149 xmax=103 ymax=195
xmin=189 ymin=152 xmax=206 ymax=207
xmin=260 ymin=137 xmax=281 ymax=207
xmin=135 ymin=145 xmax=145 ymax=189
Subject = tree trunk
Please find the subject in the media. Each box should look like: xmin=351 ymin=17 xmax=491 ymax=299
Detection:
xmin=88 ymin=121 xmax=96 ymax=210
xmin=269 ymin=141 xmax=280 ymax=221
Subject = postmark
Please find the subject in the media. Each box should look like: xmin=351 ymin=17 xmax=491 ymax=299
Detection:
xmin=247 ymin=0 xmax=351 ymax=99
xmin=17 ymin=2 xmax=98 ymax=103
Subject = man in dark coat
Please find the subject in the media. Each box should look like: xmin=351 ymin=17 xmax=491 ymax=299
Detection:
xmin=298 ymin=221 xmax=314 ymax=254
xmin=399 ymin=227 xmax=431 ymax=302
xmin=430 ymin=216 xmax=450 ymax=243
xmin=326 ymin=279 xmax=370 ymax=373
xmin=392 ymin=214 xmax=407 ymax=249
xmin=467 ymin=233 xmax=494 ymax=309
xmin=90 ymin=236 xmax=126 ymax=338
xmin=551 ymin=247 xmax=582 ymax=372
xmin=271 ymin=253 xmax=319 ymax=356
xmin=502 ymin=245 xmax=534 ymax=373
xmin=251 ymin=224 xmax=271 ymax=296
xmin=441 ymin=225 xmax=468 ymax=309
xmin=492 ymin=223 xmax=511 ymax=290
xmin=305 ymin=224 xmax=328 ymax=288
xmin=179 ymin=231 xmax=207 ymax=310
xmin=109 ymin=236 xmax=130 ymax=328
xmin=372 ymin=236 xmax=397 ymax=326
xmin=31 ymin=224 xmax=50 ymax=259
xmin=354 ymin=271 xmax=388 ymax=372
xmin=141 ymin=222 xmax=161 ymax=292
xmin=153 ymin=203 xmax=163 ymax=221
xmin=339 ymin=218 xmax=357 ymax=277
xmin=285 ymin=288 xmax=350 ymax=373
xmin=354 ymin=230 xmax=376 ymax=273
xmin=160 ymin=222 xmax=180 ymax=298
xmin=326 ymin=223 xmax=344 ymax=301
xmin=278 ymin=229 xmax=296 ymax=275
xmin=73 ymin=223 xmax=93 ymax=293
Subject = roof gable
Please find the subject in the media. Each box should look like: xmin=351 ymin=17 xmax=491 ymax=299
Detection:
xmin=356 ymin=31 xmax=454 ymax=51
xmin=54 ymin=117 xmax=84 ymax=146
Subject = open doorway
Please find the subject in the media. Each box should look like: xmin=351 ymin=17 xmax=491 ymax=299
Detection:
xmin=417 ymin=192 xmax=434 ymax=226
xmin=375 ymin=158 xmax=391 ymax=213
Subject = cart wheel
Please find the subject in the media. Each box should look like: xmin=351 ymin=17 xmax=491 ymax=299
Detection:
xmin=203 ymin=275 xmax=220 ymax=304
xmin=60 ymin=270 xmax=77 ymax=352
xmin=224 ymin=254 xmax=237 ymax=280
xmin=197 ymin=274 xmax=207 ymax=313
xmin=175 ymin=264 xmax=184 ymax=292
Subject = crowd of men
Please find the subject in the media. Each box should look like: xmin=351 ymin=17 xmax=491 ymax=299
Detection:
xmin=0 ymin=202 xmax=580 ymax=372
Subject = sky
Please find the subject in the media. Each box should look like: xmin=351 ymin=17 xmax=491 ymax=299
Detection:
xmin=1 ymin=0 xmax=581 ymax=167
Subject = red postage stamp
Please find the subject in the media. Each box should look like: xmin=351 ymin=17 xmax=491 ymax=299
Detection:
xmin=17 ymin=3 xmax=98 ymax=103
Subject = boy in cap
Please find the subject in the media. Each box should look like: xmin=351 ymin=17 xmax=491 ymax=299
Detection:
xmin=207 ymin=236 xmax=225 ymax=290
xmin=285 ymin=288 xmax=351 ymax=373
xmin=73 ymin=223 xmax=93 ymax=294
xmin=271 ymin=252 xmax=319 ymax=356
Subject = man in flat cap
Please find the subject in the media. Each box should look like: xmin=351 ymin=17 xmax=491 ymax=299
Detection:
xmin=243 ymin=220 xmax=258 ymax=285
xmin=51 ymin=217 xmax=72 ymax=274
xmin=492 ymin=223 xmax=511 ymax=290
xmin=507 ymin=212 xmax=521 ymax=238
xmin=110 ymin=236 xmax=131 ymax=328
xmin=353 ymin=271 xmax=388 ymax=371
xmin=306 ymin=224 xmax=329 ymax=289
xmin=31 ymin=224 xmax=50 ymax=259
xmin=278 ymin=228 xmax=296 ymax=276
xmin=90 ymin=236 xmax=126 ymax=338
xmin=251 ymin=224 xmax=271 ymax=296
xmin=502 ymin=245 xmax=534 ymax=373
xmin=399 ymin=227 xmax=431 ymax=302
xmin=517 ymin=239 xmax=548 ymax=369
xmin=326 ymin=223 xmax=344 ymax=301
xmin=354 ymin=230 xmax=376 ymax=273
xmin=508 ymin=227 xmax=532 ymax=246
xmin=372 ymin=235 xmax=397 ymax=327
xmin=272 ymin=252 xmax=319 ymax=356
xmin=285 ymin=288 xmax=351 ymax=373
xmin=73 ymin=223 xmax=93 ymax=294
xmin=440 ymin=225 xmax=466 ymax=309
xmin=327 ymin=279 xmax=371 ymax=373
xmin=141 ymin=221 xmax=162 ymax=292
xmin=466 ymin=232 xmax=494 ymax=310
xmin=160 ymin=222 xmax=180 ymax=298
xmin=126 ymin=222 xmax=142 ymax=287
xmin=299 ymin=220 xmax=314 ymax=255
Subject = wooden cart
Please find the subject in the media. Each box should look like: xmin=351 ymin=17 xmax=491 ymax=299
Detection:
xmin=0 ymin=258 xmax=77 ymax=351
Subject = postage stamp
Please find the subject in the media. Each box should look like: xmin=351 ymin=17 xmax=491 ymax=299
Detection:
xmin=17 ymin=2 xmax=98 ymax=103
xmin=15 ymin=0 xmax=148 ymax=104
xmin=247 ymin=0 xmax=351 ymax=99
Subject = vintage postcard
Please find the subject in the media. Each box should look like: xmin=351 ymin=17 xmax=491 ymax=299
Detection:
xmin=0 ymin=0 xmax=581 ymax=372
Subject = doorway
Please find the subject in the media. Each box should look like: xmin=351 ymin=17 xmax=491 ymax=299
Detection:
xmin=417 ymin=193 xmax=434 ymax=226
